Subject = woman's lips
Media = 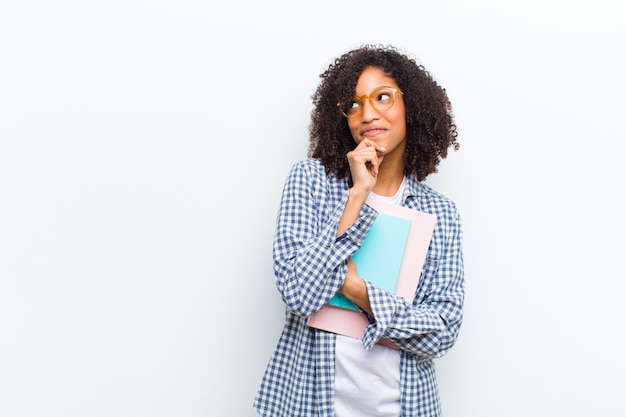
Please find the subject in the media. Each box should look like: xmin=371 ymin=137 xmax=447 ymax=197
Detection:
xmin=361 ymin=127 xmax=386 ymax=137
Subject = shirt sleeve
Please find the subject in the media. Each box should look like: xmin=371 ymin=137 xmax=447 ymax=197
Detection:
xmin=273 ymin=161 xmax=377 ymax=317
xmin=361 ymin=207 xmax=465 ymax=359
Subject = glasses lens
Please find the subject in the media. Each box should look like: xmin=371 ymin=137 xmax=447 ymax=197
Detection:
xmin=345 ymin=99 xmax=362 ymax=117
xmin=371 ymin=87 xmax=396 ymax=112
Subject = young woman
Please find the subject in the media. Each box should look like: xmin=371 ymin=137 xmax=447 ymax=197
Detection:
xmin=254 ymin=44 xmax=464 ymax=417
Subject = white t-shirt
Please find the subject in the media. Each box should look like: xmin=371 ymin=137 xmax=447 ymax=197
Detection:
xmin=334 ymin=178 xmax=407 ymax=417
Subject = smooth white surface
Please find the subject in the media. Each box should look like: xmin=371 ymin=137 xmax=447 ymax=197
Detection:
xmin=1 ymin=1 xmax=625 ymax=416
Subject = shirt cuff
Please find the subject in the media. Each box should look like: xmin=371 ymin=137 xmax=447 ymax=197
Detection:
xmin=361 ymin=281 xmax=398 ymax=350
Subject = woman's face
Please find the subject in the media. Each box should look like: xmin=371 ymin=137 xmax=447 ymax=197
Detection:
xmin=348 ymin=66 xmax=406 ymax=161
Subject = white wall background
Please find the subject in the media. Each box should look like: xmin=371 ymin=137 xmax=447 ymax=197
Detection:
xmin=1 ymin=1 xmax=625 ymax=416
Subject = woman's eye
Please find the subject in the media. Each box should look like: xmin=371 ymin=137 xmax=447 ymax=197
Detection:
xmin=376 ymin=92 xmax=391 ymax=102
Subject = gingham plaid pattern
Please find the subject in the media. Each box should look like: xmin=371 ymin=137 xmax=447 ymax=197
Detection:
xmin=254 ymin=158 xmax=464 ymax=417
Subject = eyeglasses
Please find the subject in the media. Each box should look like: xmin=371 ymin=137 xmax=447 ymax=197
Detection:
xmin=337 ymin=86 xmax=404 ymax=119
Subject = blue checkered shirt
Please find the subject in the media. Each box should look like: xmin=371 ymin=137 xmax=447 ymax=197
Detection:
xmin=254 ymin=158 xmax=464 ymax=417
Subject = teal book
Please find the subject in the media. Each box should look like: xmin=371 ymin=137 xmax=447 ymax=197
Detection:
xmin=328 ymin=213 xmax=412 ymax=311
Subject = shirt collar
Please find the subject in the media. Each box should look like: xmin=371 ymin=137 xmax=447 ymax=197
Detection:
xmin=403 ymin=175 xmax=423 ymax=201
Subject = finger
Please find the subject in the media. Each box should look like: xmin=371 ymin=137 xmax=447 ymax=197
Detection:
xmin=358 ymin=139 xmax=386 ymax=154
xmin=369 ymin=155 xmax=379 ymax=177
xmin=358 ymin=148 xmax=381 ymax=177
xmin=362 ymin=147 xmax=380 ymax=176
xmin=352 ymin=151 xmax=378 ymax=177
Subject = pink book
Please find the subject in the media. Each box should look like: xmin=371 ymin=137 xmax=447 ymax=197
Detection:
xmin=306 ymin=197 xmax=436 ymax=348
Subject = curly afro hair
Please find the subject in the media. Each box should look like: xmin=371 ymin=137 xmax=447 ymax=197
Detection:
xmin=308 ymin=44 xmax=459 ymax=182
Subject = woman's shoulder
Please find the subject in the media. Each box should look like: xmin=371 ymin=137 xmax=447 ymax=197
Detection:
xmin=421 ymin=182 xmax=456 ymax=204
xmin=408 ymin=179 xmax=460 ymax=217
xmin=292 ymin=157 xmax=324 ymax=170
xmin=286 ymin=158 xmax=347 ymax=196
xmin=288 ymin=158 xmax=327 ymax=179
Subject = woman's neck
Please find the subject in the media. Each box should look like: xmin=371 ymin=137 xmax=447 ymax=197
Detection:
xmin=373 ymin=162 xmax=405 ymax=197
